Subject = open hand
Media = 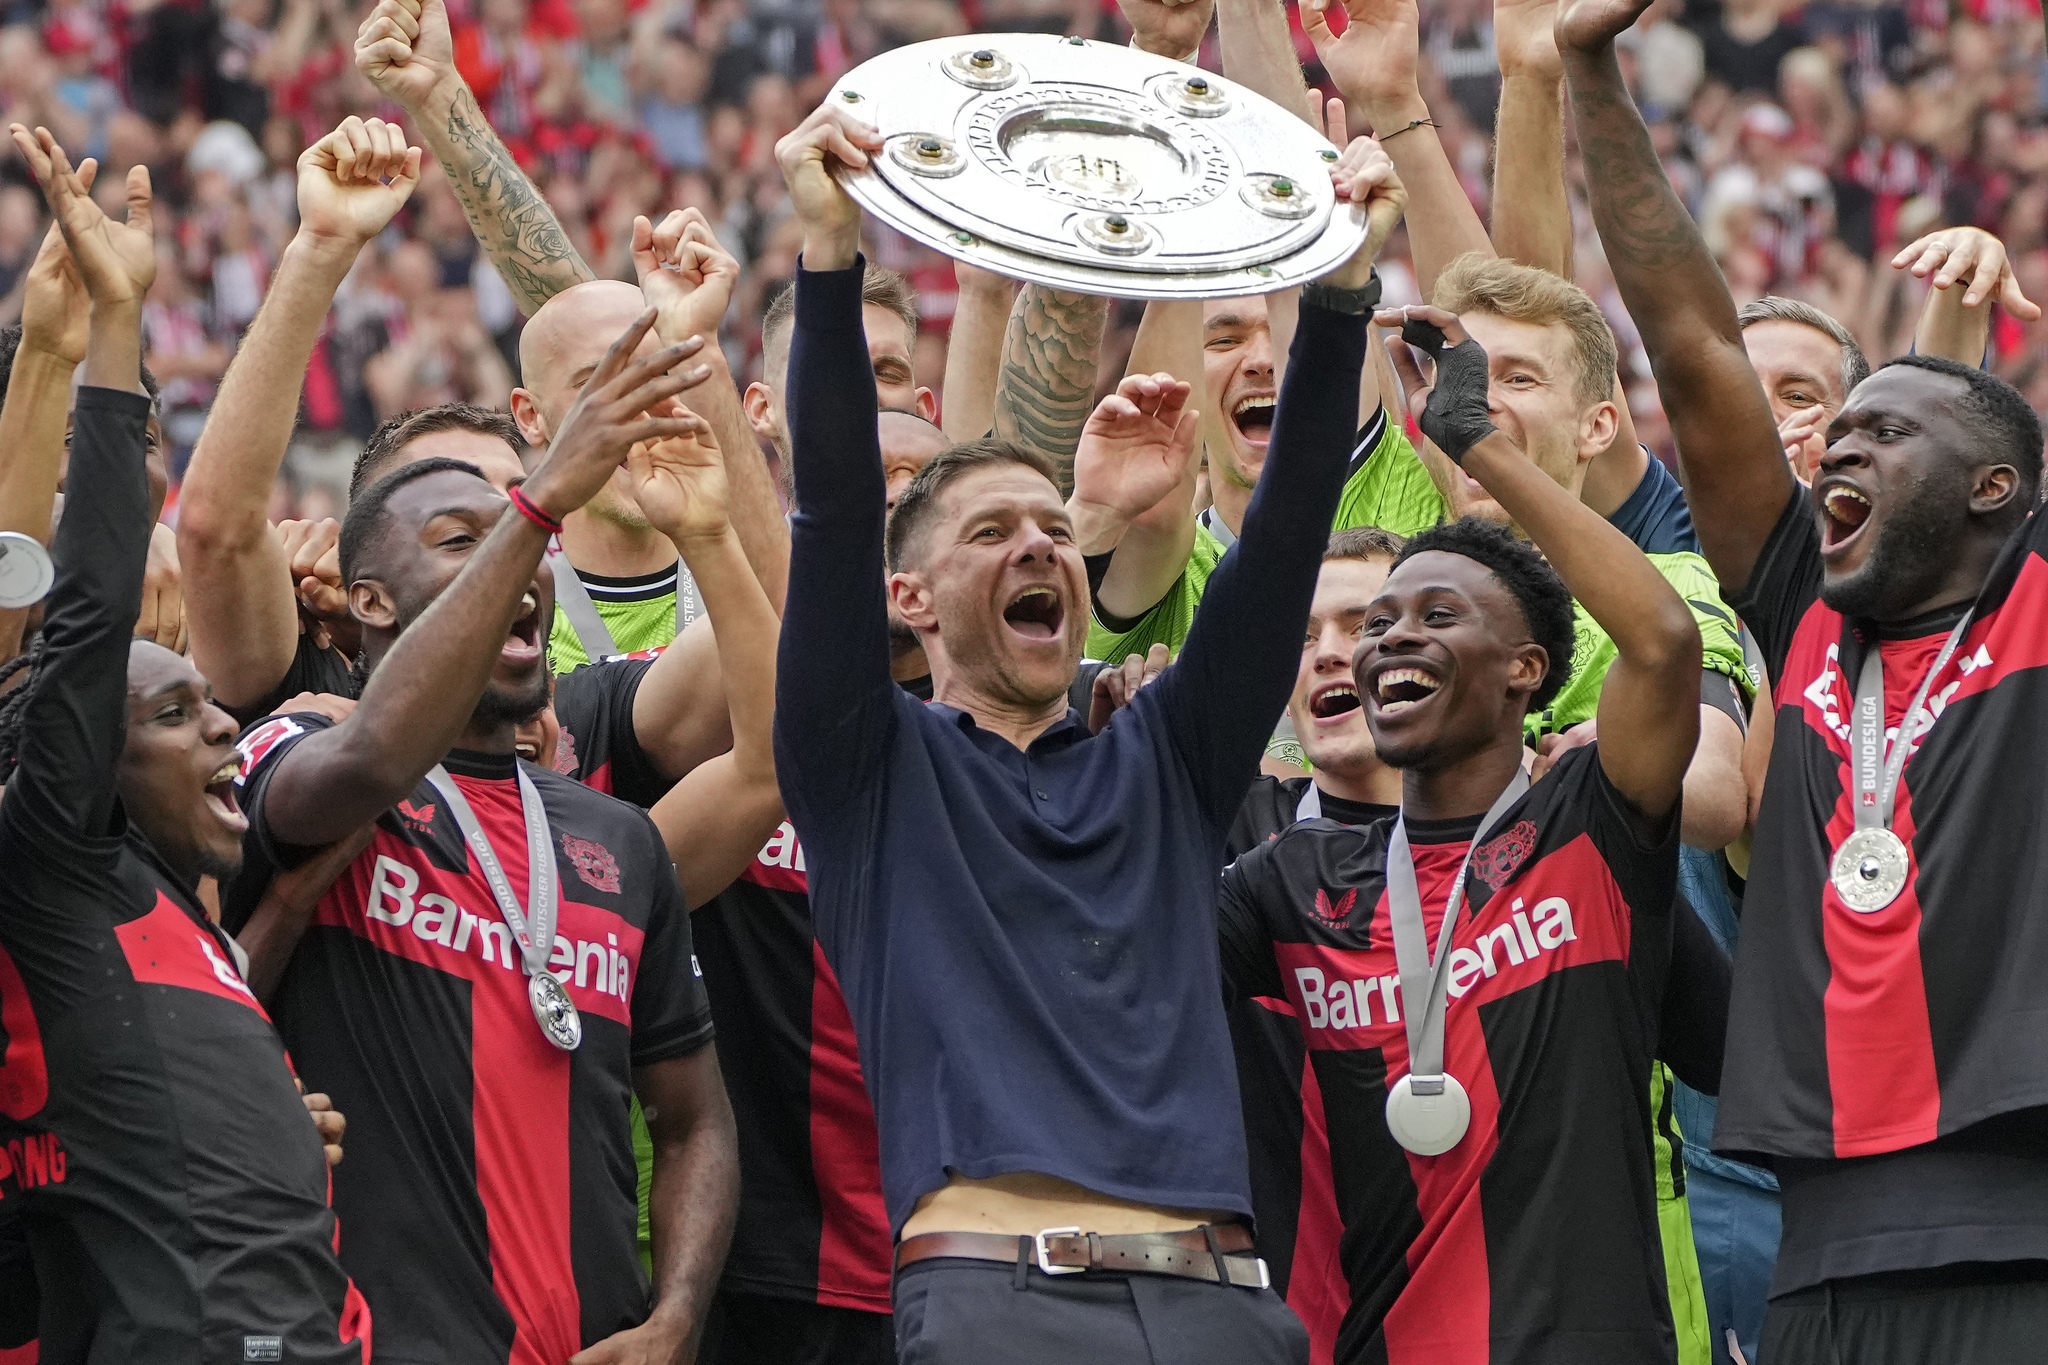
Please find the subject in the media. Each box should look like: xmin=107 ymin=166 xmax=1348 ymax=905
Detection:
xmin=567 ymin=1316 xmax=687 ymax=1365
xmin=1892 ymin=226 xmax=2042 ymax=318
xmin=298 ymin=115 xmax=423 ymax=249
xmin=1301 ymin=0 xmax=1424 ymax=127
xmin=1089 ymin=643 xmax=1172 ymax=733
xmin=774 ymin=101 xmax=882 ymax=270
xmin=1554 ymin=0 xmax=1655 ymax=57
xmin=1118 ymin=0 xmax=1216 ymax=58
xmin=19 ymin=210 xmax=89 ymax=365
xmin=521 ymin=311 xmax=713 ymax=521
xmin=355 ymin=0 xmax=458 ymax=113
xmin=10 ymin=125 xmax=152 ymax=306
xmin=1071 ymin=372 xmax=1200 ymax=523
xmin=634 ymin=208 xmax=740 ymax=348
xmin=626 ymin=400 xmax=729 ymax=546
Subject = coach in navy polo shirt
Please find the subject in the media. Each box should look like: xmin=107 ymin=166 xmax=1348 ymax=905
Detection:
xmin=768 ymin=102 xmax=1410 ymax=1362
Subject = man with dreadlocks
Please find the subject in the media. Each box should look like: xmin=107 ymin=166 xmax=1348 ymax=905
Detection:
xmin=0 ymin=125 xmax=372 ymax=1362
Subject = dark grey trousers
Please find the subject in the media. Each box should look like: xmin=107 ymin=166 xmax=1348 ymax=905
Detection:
xmin=1762 ymin=1262 xmax=2048 ymax=1365
xmin=892 ymin=1256 xmax=1309 ymax=1365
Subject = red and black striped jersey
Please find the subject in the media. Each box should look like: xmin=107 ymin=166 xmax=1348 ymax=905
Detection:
xmin=223 ymin=715 xmax=714 ymax=1364
xmin=550 ymin=654 xmax=674 ymax=809
xmin=1723 ymin=493 xmax=2048 ymax=1163
xmin=1216 ymin=747 xmax=1678 ymax=1365
xmin=694 ymin=822 xmax=892 ymax=1313
xmin=0 ymin=387 xmax=369 ymax=1365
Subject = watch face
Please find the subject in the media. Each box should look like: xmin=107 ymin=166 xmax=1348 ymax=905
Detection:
xmin=0 ymin=532 xmax=53 ymax=609
xmin=830 ymin=34 xmax=1368 ymax=298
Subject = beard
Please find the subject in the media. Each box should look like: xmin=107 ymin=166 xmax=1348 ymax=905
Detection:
xmin=1820 ymin=468 xmax=1971 ymax=621
xmin=195 ymin=843 xmax=244 ymax=884
xmin=473 ymin=667 xmax=551 ymax=729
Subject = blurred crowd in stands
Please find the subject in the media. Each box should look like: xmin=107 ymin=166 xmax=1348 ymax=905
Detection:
xmin=0 ymin=0 xmax=2035 ymax=516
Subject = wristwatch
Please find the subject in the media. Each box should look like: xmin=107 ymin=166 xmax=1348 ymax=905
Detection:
xmin=1301 ymin=272 xmax=1383 ymax=316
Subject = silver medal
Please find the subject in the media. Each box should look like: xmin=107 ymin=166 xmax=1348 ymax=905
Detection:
xmin=1385 ymin=1073 xmax=1471 ymax=1156
xmin=1830 ymin=826 xmax=1909 ymax=913
xmin=0 ymin=531 xmax=54 ymax=609
xmin=529 ymin=971 xmax=583 ymax=1051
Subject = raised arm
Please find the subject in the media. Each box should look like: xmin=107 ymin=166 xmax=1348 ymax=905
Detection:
xmin=1162 ymin=140 xmax=1402 ymax=819
xmin=1305 ymin=0 xmax=1490 ymax=300
xmin=770 ymin=104 xmax=896 ymax=810
xmin=635 ymin=208 xmax=790 ymax=609
xmin=355 ymin=0 xmax=592 ymax=314
xmin=1490 ymin=0 xmax=1571 ymax=277
xmin=636 ymin=415 xmax=786 ymax=907
xmin=1384 ymin=304 xmax=1698 ymax=823
xmin=1558 ymin=0 xmax=1788 ymax=596
xmin=0 ymin=126 xmax=154 ymax=841
xmin=1217 ymin=0 xmax=1312 ymax=121
xmin=1894 ymin=225 xmax=2043 ymax=367
xmin=179 ymin=117 xmax=422 ymax=713
xmin=256 ymin=317 xmax=711 ymax=847
xmin=990 ymin=286 xmax=1111 ymax=497
xmin=940 ymin=263 xmax=1016 ymax=441
xmin=0 ymin=222 xmax=90 ymax=665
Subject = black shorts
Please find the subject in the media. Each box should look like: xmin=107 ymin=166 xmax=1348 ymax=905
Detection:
xmin=892 ymin=1257 xmax=1307 ymax=1365
xmin=699 ymin=1288 xmax=895 ymax=1365
xmin=1762 ymin=1262 xmax=2048 ymax=1365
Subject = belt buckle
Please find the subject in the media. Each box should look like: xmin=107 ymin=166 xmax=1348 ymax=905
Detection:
xmin=1034 ymin=1225 xmax=1085 ymax=1276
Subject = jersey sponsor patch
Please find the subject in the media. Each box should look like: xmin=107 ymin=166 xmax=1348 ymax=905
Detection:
xmin=1310 ymin=888 xmax=1356 ymax=929
xmin=562 ymin=835 xmax=621 ymax=894
xmin=235 ymin=716 xmax=306 ymax=776
xmin=740 ymin=821 xmax=809 ymax=894
xmin=397 ymin=799 xmax=436 ymax=832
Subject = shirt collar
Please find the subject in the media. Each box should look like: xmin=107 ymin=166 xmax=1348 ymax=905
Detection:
xmin=925 ymin=701 xmax=1092 ymax=751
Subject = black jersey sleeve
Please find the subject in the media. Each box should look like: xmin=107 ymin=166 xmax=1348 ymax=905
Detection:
xmin=1 ymin=388 xmax=153 ymax=866
xmin=626 ymin=810 xmax=715 ymax=1065
xmin=1727 ymin=485 xmax=1822 ymax=685
xmin=227 ymin=633 xmax=358 ymax=726
xmin=1217 ymin=848 xmax=1285 ymax=1005
xmin=1551 ymin=743 xmax=1680 ymax=917
xmin=553 ymin=658 xmax=672 ymax=808
xmin=225 ymin=711 xmax=341 ymax=903
xmin=1656 ymin=892 xmax=1731 ymax=1095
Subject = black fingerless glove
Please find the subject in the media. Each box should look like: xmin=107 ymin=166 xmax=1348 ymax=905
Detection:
xmin=1401 ymin=316 xmax=1497 ymax=465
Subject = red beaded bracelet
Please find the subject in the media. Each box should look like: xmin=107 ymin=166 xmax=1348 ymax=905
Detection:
xmin=509 ymin=486 xmax=563 ymax=535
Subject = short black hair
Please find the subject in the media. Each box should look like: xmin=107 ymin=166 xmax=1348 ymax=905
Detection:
xmin=1878 ymin=354 xmax=2044 ymax=509
xmin=884 ymin=438 xmax=1060 ymax=571
xmin=1392 ymin=516 xmax=1577 ymax=712
xmin=339 ymin=456 xmax=488 ymax=586
xmin=352 ymin=403 xmax=524 ymax=502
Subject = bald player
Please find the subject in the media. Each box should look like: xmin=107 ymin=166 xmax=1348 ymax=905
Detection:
xmin=514 ymin=216 xmax=790 ymax=671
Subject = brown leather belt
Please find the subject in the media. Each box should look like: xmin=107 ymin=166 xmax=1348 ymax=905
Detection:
xmin=894 ymin=1223 xmax=1269 ymax=1289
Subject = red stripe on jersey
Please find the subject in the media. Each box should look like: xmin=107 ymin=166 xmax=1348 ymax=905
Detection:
xmin=452 ymin=773 xmax=580 ymax=1365
xmin=0 ymin=1343 xmax=35 ymax=1363
xmin=1274 ymin=997 xmax=1345 ymax=1365
xmin=0 ymin=942 xmax=48 ymax=1119
xmin=321 ymin=832 xmax=646 ymax=1028
xmin=114 ymin=894 xmax=269 ymax=1016
xmin=581 ymin=760 xmax=614 ymax=796
xmin=808 ymin=942 xmax=891 ymax=1311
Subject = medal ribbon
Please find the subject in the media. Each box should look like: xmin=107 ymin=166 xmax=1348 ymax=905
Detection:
xmin=1847 ymin=613 xmax=1973 ymax=835
xmin=1385 ymin=772 xmax=1529 ymax=1094
xmin=425 ymin=764 xmax=560 ymax=980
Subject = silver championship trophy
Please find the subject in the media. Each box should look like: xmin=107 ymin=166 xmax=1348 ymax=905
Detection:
xmin=830 ymin=34 xmax=1366 ymax=298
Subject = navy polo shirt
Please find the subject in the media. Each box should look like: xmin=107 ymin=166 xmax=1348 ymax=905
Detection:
xmin=774 ymin=260 xmax=1368 ymax=1235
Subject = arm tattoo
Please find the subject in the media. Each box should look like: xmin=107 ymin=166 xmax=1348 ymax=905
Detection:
xmin=1570 ymin=77 xmax=1698 ymax=273
xmin=441 ymin=88 xmax=594 ymax=313
xmin=991 ymin=286 xmax=1110 ymax=496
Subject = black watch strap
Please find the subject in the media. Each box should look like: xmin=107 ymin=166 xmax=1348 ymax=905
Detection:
xmin=1301 ymin=271 xmax=1383 ymax=316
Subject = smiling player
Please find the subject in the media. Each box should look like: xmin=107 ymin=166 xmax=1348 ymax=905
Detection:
xmin=1215 ymin=306 xmax=1701 ymax=1363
